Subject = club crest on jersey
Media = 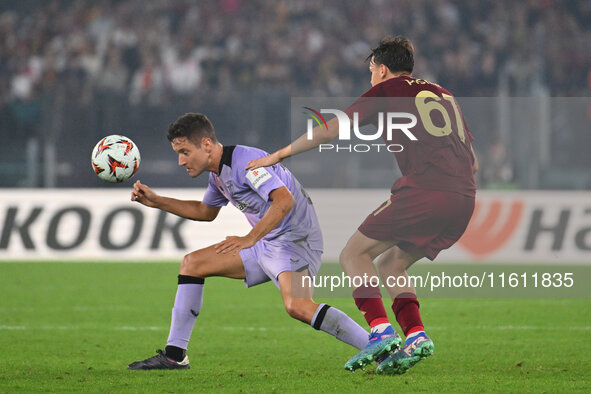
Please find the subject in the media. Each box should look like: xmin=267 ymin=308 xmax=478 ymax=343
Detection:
xmin=224 ymin=181 xmax=234 ymax=195
xmin=246 ymin=167 xmax=271 ymax=190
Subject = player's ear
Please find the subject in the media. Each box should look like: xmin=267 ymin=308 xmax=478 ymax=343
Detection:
xmin=201 ymin=137 xmax=212 ymax=152
xmin=379 ymin=63 xmax=388 ymax=78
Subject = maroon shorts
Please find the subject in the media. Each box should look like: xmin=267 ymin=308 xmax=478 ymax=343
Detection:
xmin=358 ymin=187 xmax=475 ymax=260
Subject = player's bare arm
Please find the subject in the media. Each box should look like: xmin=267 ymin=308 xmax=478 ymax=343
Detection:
xmin=214 ymin=186 xmax=294 ymax=254
xmin=245 ymin=117 xmax=340 ymax=170
xmin=131 ymin=180 xmax=220 ymax=221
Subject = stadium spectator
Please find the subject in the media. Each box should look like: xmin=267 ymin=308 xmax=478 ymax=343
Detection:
xmin=1 ymin=0 xmax=588 ymax=106
xmin=0 ymin=0 xmax=589 ymax=187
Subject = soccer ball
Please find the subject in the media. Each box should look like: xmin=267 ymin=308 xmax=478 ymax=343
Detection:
xmin=91 ymin=135 xmax=141 ymax=183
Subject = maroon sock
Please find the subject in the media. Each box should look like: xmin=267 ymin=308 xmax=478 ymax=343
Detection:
xmin=392 ymin=293 xmax=424 ymax=336
xmin=353 ymin=285 xmax=389 ymax=328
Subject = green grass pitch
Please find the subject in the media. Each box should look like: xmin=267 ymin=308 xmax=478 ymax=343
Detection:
xmin=1 ymin=262 xmax=589 ymax=392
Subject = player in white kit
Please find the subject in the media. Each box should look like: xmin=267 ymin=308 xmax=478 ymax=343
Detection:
xmin=128 ymin=113 xmax=369 ymax=370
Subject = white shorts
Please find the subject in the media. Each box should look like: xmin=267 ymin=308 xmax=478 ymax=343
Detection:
xmin=239 ymin=237 xmax=322 ymax=288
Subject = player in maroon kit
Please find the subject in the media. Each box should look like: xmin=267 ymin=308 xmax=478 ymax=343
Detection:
xmin=246 ymin=36 xmax=478 ymax=375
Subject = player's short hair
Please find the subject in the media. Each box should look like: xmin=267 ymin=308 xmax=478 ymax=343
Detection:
xmin=366 ymin=36 xmax=414 ymax=74
xmin=167 ymin=113 xmax=218 ymax=146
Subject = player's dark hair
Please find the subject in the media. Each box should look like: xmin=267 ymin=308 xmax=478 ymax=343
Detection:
xmin=167 ymin=113 xmax=218 ymax=146
xmin=366 ymin=36 xmax=414 ymax=74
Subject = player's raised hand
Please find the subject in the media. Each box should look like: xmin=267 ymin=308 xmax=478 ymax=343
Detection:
xmin=131 ymin=180 xmax=159 ymax=208
xmin=245 ymin=152 xmax=281 ymax=170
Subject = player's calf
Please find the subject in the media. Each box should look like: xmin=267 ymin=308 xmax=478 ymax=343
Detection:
xmin=283 ymin=297 xmax=316 ymax=323
xmin=278 ymin=272 xmax=368 ymax=350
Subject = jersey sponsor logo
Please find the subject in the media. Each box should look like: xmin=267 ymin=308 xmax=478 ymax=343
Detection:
xmin=235 ymin=200 xmax=249 ymax=211
xmin=246 ymin=167 xmax=271 ymax=190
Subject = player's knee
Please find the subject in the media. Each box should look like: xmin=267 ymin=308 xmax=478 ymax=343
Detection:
xmin=339 ymin=244 xmax=354 ymax=264
xmin=378 ymin=257 xmax=408 ymax=275
xmin=283 ymin=298 xmax=309 ymax=323
xmin=180 ymin=253 xmax=207 ymax=277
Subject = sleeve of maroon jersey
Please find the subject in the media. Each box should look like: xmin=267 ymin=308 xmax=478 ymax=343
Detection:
xmin=344 ymin=84 xmax=385 ymax=127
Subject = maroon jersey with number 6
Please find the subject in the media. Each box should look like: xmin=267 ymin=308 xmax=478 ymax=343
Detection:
xmin=345 ymin=75 xmax=476 ymax=197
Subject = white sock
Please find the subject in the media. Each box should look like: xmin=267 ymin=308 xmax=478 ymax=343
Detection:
xmin=371 ymin=323 xmax=391 ymax=334
xmin=310 ymin=304 xmax=369 ymax=350
xmin=166 ymin=276 xmax=204 ymax=349
xmin=406 ymin=330 xmax=425 ymax=341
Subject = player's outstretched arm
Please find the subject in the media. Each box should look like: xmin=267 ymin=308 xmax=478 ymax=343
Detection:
xmin=245 ymin=117 xmax=340 ymax=170
xmin=214 ymin=186 xmax=294 ymax=254
xmin=131 ymin=180 xmax=220 ymax=221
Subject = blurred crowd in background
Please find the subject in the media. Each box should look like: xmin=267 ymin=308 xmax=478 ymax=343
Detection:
xmin=0 ymin=0 xmax=590 ymax=188
xmin=2 ymin=0 xmax=589 ymax=103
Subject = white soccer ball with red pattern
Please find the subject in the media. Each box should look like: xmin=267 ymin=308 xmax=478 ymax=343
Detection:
xmin=91 ymin=135 xmax=141 ymax=183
